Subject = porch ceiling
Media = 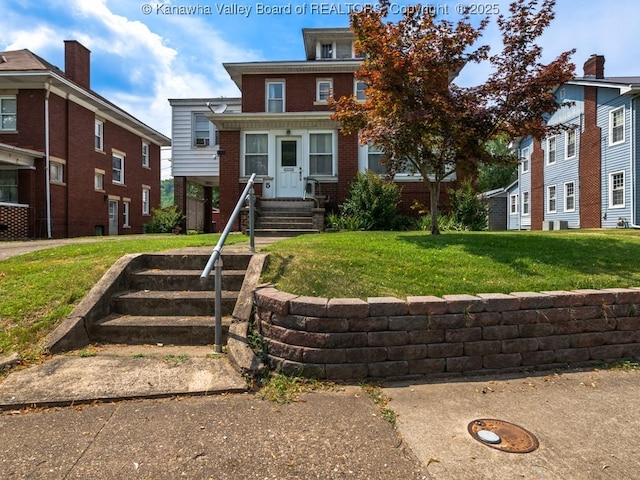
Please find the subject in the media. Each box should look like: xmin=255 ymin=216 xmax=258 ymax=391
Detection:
xmin=207 ymin=111 xmax=340 ymax=131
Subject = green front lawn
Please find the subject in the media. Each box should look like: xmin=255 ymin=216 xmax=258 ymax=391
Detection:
xmin=261 ymin=230 xmax=640 ymax=299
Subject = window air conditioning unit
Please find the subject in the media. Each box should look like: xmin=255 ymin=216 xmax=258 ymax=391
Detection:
xmin=196 ymin=138 xmax=210 ymax=147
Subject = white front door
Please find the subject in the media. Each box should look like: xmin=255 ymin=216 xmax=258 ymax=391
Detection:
xmin=108 ymin=200 xmax=118 ymax=235
xmin=276 ymin=136 xmax=304 ymax=198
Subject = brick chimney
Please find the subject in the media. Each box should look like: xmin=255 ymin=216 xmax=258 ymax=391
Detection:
xmin=64 ymin=40 xmax=91 ymax=89
xmin=583 ymin=54 xmax=605 ymax=79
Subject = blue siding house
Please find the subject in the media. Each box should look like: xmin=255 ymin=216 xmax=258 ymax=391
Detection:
xmin=509 ymin=55 xmax=640 ymax=230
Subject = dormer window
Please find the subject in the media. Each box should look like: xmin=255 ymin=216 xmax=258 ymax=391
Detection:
xmin=320 ymin=43 xmax=333 ymax=59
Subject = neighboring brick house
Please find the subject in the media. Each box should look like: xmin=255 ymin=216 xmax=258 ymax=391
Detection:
xmin=173 ymin=28 xmax=453 ymax=231
xmin=509 ymin=55 xmax=640 ymax=230
xmin=0 ymin=41 xmax=170 ymax=239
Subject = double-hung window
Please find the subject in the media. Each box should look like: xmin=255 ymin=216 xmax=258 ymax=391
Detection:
xmin=547 ymin=185 xmax=557 ymax=213
xmin=266 ymin=81 xmax=284 ymax=113
xmin=193 ymin=113 xmax=212 ymax=147
xmin=95 ymin=119 xmax=104 ymax=151
xmin=112 ymin=152 xmax=125 ymax=184
xmin=546 ymin=136 xmax=556 ymax=165
xmin=610 ymin=171 xmax=625 ymax=208
xmin=0 ymin=96 xmax=17 ymax=131
xmin=142 ymin=142 xmax=149 ymax=167
xmin=522 ymin=191 xmax=530 ymax=216
xmin=316 ymin=79 xmax=333 ymax=103
xmin=521 ymin=146 xmax=530 ymax=173
xmin=564 ymin=181 xmax=575 ymax=212
xmin=123 ymin=201 xmax=130 ymax=227
xmin=94 ymin=169 xmax=105 ymax=191
xmin=50 ymin=161 xmax=64 ymax=184
xmin=0 ymin=170 xmax=18 ymax=203
xmin=566 ymin=129 xmax=577 ymax=159
xmin=142 ymin=187 xmax=150 ymax=215
xmin=366 ymin=144 xmax=385 ymax=174
xmin=355 ymin=81 xmax=367 ymax=102
xmin=610 ymin=107 xmax=625 ymax=145
xmin=309 ymin=133 xmax=333 ymax=175
xmin=510 ymin=194 xmax=518 ymax=214
xmin=244 ymin=133 xmax=268 ymax=176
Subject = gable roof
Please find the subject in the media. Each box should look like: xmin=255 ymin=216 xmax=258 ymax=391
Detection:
xmin=569 ymin=76 xmax=640 ymax=94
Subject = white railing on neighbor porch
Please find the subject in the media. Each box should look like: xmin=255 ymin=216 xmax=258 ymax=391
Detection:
xmin=201 ymin=173 xmax=256 ymax=353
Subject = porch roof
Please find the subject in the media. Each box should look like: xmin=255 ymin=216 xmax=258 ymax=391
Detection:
xmin=0 ymin=142 xmax=43 ymax=168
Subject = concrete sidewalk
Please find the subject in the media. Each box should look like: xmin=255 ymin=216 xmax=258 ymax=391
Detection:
xmin=385 ymin=367 xmax=640 ymax=480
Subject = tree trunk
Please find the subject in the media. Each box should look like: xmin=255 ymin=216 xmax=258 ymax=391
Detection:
xmin=430 ymin=180 xmax=441 ymax=235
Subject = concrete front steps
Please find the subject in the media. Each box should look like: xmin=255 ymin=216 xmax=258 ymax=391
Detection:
xmin=255 ymin=200 xmax=320 ymax=237
xmin=86 ymin=252 xmax=254 ymax=347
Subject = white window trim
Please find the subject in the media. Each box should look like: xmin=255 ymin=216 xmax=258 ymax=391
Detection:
xmin=522 ymin=191 xmax=530 ymax=216
xmin=0 ymin=95 xmax=17 ymax=132
xmin=510 ymin=194 xmax=519 ymax=215
xmin=565 ymin=128 xmax=577 ymax=159
xmin=112 ymin=152 xmax=125 ymax=185
xmin=315 ymin=78 xmax=333 ymax=104
xmin=266 ymin=80 xmax=285 ymax=113
xmin=308 ymin=130 xmax=336 ymax=177
xmin=521 ymin=146 xmax=530 ymax=173
xmin=123 ymin=200 xmax=130 ymax=227
xmin=50 ymin=161 xmax=64 ymax=184
xmin=142 ymin=142 xmax=149 ymax=167
xmin=354 ymin=80 xmax=367 ymax=102
xmin=609 ymin=106 xmax=625 ymax=146
xmin=609 ymin=170 xmax=625 ymax=209
xmin=242 ymin=131 xmax=270 ymax=177
xmin=546 ymin=136 xmax=556 ymax=165
xmin=142 ymin=186 xmax=151 ymax=215
xmin=564 ymin=181 xmax=576 ymax=212
xmin=95 ymin=119 xmax=104 ymax=151
xmin=547 ymin=184 xmax=557 ymax=214
xmin=94 ymin=169 xmax=105 ymax=191
xmin=192 ymin=112 xmax=215 ymax=148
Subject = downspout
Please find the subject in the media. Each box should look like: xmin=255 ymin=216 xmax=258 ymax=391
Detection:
xmin=631 ymin=95 xmax=639 ymax=228
xmin=44 ymin=80 xmax=52 ymax=238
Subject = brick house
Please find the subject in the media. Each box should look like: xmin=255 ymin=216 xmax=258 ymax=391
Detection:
xmin=508 ymin=55 xmax=640 ymax=230
xmin=0 ymin=41 xmax=170 ymax=240
xmin=172 ymin=28 xmax=453 ymax=232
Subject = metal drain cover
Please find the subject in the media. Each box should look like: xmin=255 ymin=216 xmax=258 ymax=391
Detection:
xmin=468 ymin=419 xmax=539 ymax=453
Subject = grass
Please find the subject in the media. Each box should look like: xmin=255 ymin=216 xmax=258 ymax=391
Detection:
xmin=262 ymin=229 xmax=640 ymax=299
xmin=257 ymin=372 xmax=334 ymax=404
xmin=0 ymin=233 xmax=246 ymax=360
xmin=360 ymin=383 xmax=397 ymax=425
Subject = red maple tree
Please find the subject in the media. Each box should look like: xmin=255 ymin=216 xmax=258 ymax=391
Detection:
xmin=330 ymin=0 xmax=575 ymax=234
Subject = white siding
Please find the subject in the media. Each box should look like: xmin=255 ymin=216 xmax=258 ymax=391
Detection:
xmin=169 ymin=99 xmax=241 ymax=178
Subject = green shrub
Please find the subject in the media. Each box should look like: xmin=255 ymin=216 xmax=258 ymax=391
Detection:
xmin=448 ymin=181 xmax=489 ymax=231
xmin=339 ymin=171 xmax=402 ymax=230
xmin=144 ymin=205 xmax=185 ymax=233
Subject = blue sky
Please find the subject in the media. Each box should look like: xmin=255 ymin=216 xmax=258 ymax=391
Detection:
xmin=1 ymin=0 xmax=639 ymax=178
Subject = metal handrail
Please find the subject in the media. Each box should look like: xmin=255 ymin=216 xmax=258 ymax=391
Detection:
xmin=201 ymin=173 xmax=256 ymax=353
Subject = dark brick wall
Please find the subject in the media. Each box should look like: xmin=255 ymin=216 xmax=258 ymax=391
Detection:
xmin=580 ymin=86 xmax=602 ymax=228
xmin=242 ymin=73 xmax=357 ymax=113
xmin=219 ymin=130 xmax=242 ymax=229
xmin=1 ymin=88 xmax=161 ymax=238
xmin=255 ymin=288 xmax=640 ymax=381
xmin=530 ymin=138 xmax=544 ymax=230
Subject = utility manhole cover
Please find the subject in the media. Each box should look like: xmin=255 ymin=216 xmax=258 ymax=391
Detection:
xmin=468 ymin=419 xmax=539 ymax=453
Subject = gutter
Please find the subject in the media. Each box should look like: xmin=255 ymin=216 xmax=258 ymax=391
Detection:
xmin=44 ymin=80 xmax=52 ymax=238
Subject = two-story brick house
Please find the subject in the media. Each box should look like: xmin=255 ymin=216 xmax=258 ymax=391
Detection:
xmin=507 ymin=55 xmax=640 ymax=230
xmin=0 ymin=41 xmax=170 ymax=239
xmin=198 ymin=27 xmax=441 ymax=230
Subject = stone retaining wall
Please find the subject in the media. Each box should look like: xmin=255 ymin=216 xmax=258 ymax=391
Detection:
xmin=253 ymin=287 xmax=640 ymax=380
